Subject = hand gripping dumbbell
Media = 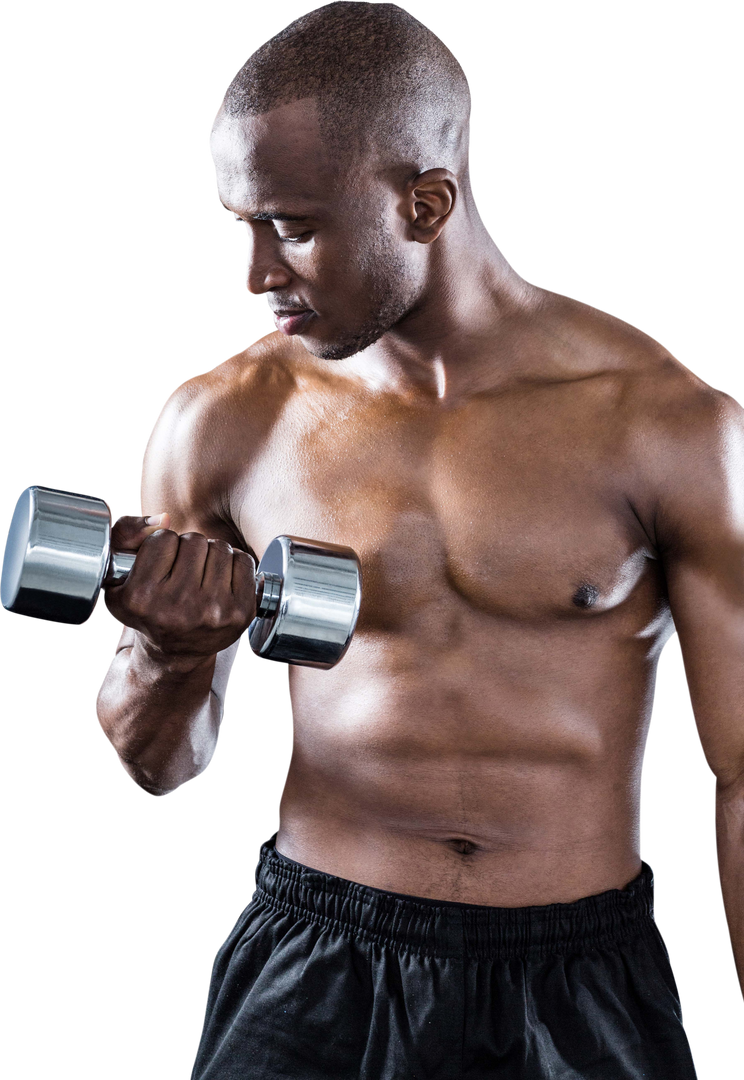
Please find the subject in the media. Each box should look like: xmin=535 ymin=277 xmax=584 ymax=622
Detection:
xmin=1 ymin=486 xmax=362 ymax=670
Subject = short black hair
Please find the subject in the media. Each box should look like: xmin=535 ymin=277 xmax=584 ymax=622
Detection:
xmin=221 ymin=2 xmax=471 ymax=174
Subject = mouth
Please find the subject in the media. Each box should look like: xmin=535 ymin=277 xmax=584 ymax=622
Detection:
xmin=272 ymin=308 xmax=315 ymax=335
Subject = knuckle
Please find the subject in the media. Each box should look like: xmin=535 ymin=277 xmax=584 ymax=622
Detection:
xmin=142 ymin=527 xmax=176 ymax=547
xmin=229 ymin=596 xmax=253 ymax=624
xmin=233 ymin=552 xmax=256 ymax=579
xmin=203 ymin=602 xmax=226 ymax=629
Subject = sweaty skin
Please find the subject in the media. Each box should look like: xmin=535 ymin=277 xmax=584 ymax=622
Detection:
xmin=102 ymin=308 xmax=738 ymax=901
xmin=98 ymin=99 xmax=744 ymax=990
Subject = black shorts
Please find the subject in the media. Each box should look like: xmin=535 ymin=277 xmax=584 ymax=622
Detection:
xmin=191 ymin=835 xmax=697 ymax=1079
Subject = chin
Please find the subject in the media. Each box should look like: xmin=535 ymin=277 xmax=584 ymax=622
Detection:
xmin=301 ymin=324 xmax=389 ymax=362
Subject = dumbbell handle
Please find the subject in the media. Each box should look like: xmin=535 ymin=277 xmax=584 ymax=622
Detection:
xmin=3 ymin=486 xmax=361 ymax=667
xmin=104 ymin=547 xmax=281 ymax=617
xmin=105 ymin=550 xmax=137 ymax=584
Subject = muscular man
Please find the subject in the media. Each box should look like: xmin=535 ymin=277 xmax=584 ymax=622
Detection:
xmin=96 ymin=3 xmax=743 ymax=1077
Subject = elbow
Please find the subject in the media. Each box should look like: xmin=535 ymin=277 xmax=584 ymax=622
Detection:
xmin=130 ymin=768 xmax=206 ymax=803
xmin=716 ymin=769 xmax=744 ymax=805
xmin=132 ymin=777 xmax=197 ymax=803
xmin=114 ymin=756 xmax=204 ymax=799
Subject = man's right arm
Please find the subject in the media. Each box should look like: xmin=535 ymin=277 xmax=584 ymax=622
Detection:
xmin=96 ymin=366 xmax=259 ymax=795
xmin=97 ymin=622 xmax=240 ymax=797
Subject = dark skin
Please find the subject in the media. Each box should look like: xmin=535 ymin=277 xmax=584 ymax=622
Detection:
xmin=98 ymin=98 xmax=744 ymax=992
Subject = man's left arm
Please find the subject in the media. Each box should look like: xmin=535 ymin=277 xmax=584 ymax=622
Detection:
xmin=654 ymin=386 xmax=744 ymax=994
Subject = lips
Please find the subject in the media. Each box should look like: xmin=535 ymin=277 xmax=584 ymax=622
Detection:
xmin=273 ymin=311 xmax=313 ymax=334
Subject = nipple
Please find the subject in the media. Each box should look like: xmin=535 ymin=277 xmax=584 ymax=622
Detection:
xmin=572 ymin=583 xmax=600 ymax=609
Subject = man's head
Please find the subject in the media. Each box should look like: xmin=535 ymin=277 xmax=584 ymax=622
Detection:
xmin=211 ymin=2 xmax=472 ymax=360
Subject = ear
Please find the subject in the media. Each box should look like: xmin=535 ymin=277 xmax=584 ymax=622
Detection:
xmin=405 ymin=169 xmax=458 ymax=244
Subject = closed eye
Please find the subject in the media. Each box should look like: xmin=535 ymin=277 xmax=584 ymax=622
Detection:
xmin=226 ymin=213 xmax=306 ymax=244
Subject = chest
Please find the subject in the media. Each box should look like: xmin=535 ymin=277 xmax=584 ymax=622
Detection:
xmin=234 ymin=388 xmax=656 ymax=627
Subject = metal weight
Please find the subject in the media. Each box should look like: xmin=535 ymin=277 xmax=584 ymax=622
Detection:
xmin=1 ymin=485 xmax=362 ymax=669
xmin=249 ymin=535 xmax=362 ymax=669
xmin=0 ymin=486 xmax=128 ymax=624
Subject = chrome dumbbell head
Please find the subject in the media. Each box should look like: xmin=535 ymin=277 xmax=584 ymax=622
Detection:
xmin=2 ymin=485 xmax=362 ymax=669
xmin=1 ymin=486 xmax=115 ymax=624
xmin=249 ymin=535 xmax=362 ymax=669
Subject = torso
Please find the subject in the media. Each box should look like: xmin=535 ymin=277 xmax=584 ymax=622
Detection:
xmin=203 ymin=290 xmax=685 ymax=905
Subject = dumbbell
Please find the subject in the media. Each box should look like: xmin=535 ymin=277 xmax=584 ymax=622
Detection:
xmin=1 ymin=486 xmax=362 ymax=670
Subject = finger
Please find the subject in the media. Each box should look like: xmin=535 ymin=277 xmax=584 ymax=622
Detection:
xmin=166 ymin=532 xmax=210 ymax=588
xmin=201 ymin=538 xmax=235 ymax=593
xmin=119 ymin=527 xmax=180 ymax=586
xmin=231 ymin=548 xmax=257 ymax=608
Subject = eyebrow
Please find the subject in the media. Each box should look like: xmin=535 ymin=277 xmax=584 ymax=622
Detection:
xmin=221 ymin=202 xmax=312 ymax=222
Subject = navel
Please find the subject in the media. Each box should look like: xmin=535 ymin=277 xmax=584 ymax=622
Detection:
xmin=572 ymin=583 xmax=600 ymax=609
xmin=447 ymin=838 xmax=479 ymax=856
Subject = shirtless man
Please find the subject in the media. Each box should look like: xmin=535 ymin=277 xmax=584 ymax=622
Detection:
xmin=96 ymin=3 xmax=743 ymax=1077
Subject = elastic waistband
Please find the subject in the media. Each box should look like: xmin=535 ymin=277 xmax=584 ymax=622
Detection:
xmin=254 ymin=835 xmax=656 ymax=960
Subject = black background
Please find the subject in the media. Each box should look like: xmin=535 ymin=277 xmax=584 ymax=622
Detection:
xmin=2 ymin=4 xmax=738 ymax=1075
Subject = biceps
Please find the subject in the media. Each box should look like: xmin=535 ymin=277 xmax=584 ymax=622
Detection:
xmin=667 ymin=558 xmax=744 ymax=786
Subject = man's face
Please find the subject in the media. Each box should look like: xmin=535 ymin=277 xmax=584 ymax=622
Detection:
xmin=211 ymin=98 xmax=423 ymax=360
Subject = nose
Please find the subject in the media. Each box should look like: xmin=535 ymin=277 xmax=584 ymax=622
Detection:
xmin=245 ymin=228 xmax=293 ymax=295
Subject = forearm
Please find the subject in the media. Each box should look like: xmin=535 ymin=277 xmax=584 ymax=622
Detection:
xmin=96 ymin=631 xmax=221 ymax=795
xmin=716 ymin=776 xmax=744 ymax=996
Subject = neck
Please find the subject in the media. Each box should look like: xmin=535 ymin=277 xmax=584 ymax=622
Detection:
xmin=345 ymin=243 xmax=537 ymax=403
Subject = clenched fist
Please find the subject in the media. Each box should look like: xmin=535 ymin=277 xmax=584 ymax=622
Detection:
xmin=104 ymin=515 xmax=257 ymax=658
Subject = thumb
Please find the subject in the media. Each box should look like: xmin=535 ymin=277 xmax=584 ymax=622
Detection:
xmin=144 ymin=511 xmax=171 ymax=532
xmin=110 ymin=512 xmax=171 ymax=551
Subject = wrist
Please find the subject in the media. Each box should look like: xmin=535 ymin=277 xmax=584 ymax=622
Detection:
xmin=131 ymin=631 xmax=218 ymax=676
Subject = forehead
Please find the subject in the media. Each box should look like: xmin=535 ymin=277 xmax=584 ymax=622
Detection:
xmin=211 ymin=97 xmax=342 ymax=213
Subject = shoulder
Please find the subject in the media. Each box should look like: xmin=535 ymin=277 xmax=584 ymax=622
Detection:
xmin=534 ymin=288 xmax=742 ymax=441
xmin=533 ymin=290 xmax=744 ymax=549
xmin=145 ymin=331 xmax=309 ymax=474
xmin=633 ymin=361 xmax=743 ymax=457
xmin=150 ymin=331 xmax=300 ymax=441
xmin=617 ymin=347 xmax=738 ymax=565
xmin=141 ymin=332 xmax=302 ymax=539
